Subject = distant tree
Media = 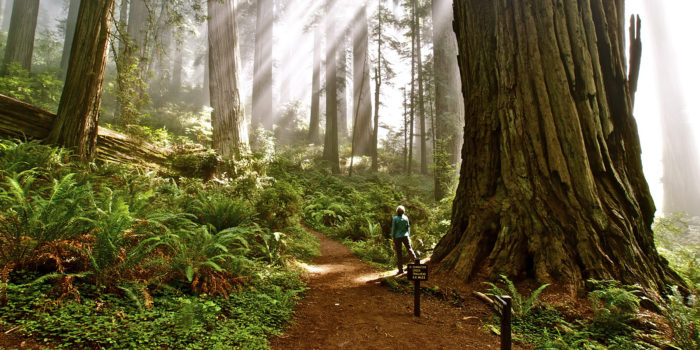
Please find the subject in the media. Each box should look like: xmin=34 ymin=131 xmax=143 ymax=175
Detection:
xmin=352 ymin=2 xmax=373 ymax=156
xmin=308 ymin=24 xmax=321 ymax=144
xmin=0 ymin=0 xmax=11 ymax=32
xmin=207 ymin=0 xmax=249 ymax=158
xmin=431 ymin=0 xmax=463 ymax=200
xmin=48 ymin=0 xmax=116 ymax=161
xmin=370 ymin=0 xmax=397 ymax=171
xmin=413 ymin=0 xmax=427 ymax=175
xmin=323 ymin=0 xmax=339 ymax=173
xmin=433 ymin=0 xmax=684 ymax=293
xmin=59 ymin=0 xmax=81 ymax=81
xmin=337 ymin=29 xmax=348 ymax=138
xmin=253 ymin=0 xmax=273 ymax=129
xmin=1 ymin=0 xmax=39 ymax=74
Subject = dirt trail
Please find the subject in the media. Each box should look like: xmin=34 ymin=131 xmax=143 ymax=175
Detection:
xmin=271 ymin=228 xmax=527 ymax=350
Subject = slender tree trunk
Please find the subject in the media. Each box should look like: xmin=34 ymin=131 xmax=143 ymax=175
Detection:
xmin=352 ymin=3 xmax=373 ymax=156
xmin=0 ymin=0 xmax=4 ymax=31
xmin=323 ymin=0 xmax=339 ymax=173
xmin=407 ymin=11 xmax=415 ymax=176
xmin=414 ymin=0 xmax=427 ymax=175
xmin=403 ymin=87 xmax=408 ymax=172
xmin=207 ymin=0 xmax=248 ymax=158
xmin=0 ymin=0 xmax=11 ymax=33
xmin=642 ymin=1 xmax=700 ymax=216
xmin=308 ymin=25 xmax=321 ymax=144
xmin=47 ymin=0 xmax=115 ymax=161
xmin=127 ymin=0 xmax=148 ymax=65
xmin=59 ymin=0 xmax=81 ymax=80
xmin=432 ymin=0 xmax=463 ymax=199
xmin=171 ymin=41 xmax=182 ymax=97
xmin=323 ymin=0 xmax=339 ymax=170
xmin=252 ymin=0 xmax=273 ymax=129
xmin=337 ymin=29 xmax=348 ymax=138
xmin=371 ymin=0 xmax=382 ymax=172
xmin=2 ymin=0 xmax=39 ymax=74
xmin=432 ymin=0 xmax=683 ymax=293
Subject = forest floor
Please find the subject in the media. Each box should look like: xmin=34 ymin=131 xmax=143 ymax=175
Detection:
xmin=270 ymin=227 xmax=530 ymax=350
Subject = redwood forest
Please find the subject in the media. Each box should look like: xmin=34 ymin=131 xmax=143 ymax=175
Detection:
xmin=0 ymin=0 xmax=698 ymax=349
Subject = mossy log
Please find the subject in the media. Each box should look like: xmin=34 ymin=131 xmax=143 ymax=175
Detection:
xmin=0 ymin=93 xmax=167 ymax=168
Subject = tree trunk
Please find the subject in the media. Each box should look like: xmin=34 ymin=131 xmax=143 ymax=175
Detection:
xmin=642 ymin=2 xmax=700 ymax=216
xmin=352 ymin=3 xmax=373 ymax=156
xmin=126 ymin=0 xmax=148 ymax=64
xmin=403 ymin=87 xmax=408 ymax=172
xmin=308 ymin=25 xmax=321 ymax=144
xmin=207 ymin=0 xmax=248 ymax=158
xmin=59 ymin=0 xmax=80 ymax=81
xmin=47 ymin=0 xmax=115 ymax=161
xmin=323 ymin=0 xmax=339 ymax=173
xmin=432 ymin=0 xmax=683 ymax=293
xmin=2 ymin=0 xmax=39 ymax=74
xmin=337 ymin=29 xmax=348 ymax=138
xmin=252 ymin=0 xmax=273 ymax=130
xmin=371 ymin=0 xmax=382 ymax=172
xmin=171 ymin=41 xmax=183 ymax=97
xmin=414 ymin=0 xmax=427 ymax=175
xmin=0 ymin=0 xmax=11 ymax=32
xmin=407 ymin=12 xmax=415 ymax=176
xmin=432 ymin=0 xmax=463 ymax=200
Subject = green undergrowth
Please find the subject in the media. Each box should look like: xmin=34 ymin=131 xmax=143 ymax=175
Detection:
xmin=482 ymin=276 xmax=699 ymax=350
xmin=0 ymin=138 xmax=319 ymax=349
xmin=270 ymin=156 xmax=450 ymax=271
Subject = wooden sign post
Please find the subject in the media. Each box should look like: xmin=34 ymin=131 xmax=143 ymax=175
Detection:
xmin=407 ymin=259 xmax=428 ymax=317
xmin=493 ymin=295 xmax=512 ymax=350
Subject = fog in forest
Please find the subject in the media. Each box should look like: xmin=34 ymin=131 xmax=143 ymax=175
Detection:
xmin=1 ymin=0 xmax=699 ymax=217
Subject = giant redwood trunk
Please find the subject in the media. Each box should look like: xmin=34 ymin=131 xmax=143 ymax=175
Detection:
xmin=47 ymin=0 xmax=115 ymax=161
xmin=352 ymin=3 xmax=373 ymax=156
xmin=2 ymin=0 xmax=39 ymax=73
xmin=432 ymin=0 xmax=682 ymax=293
xmin=207 ymin=0 xmax=248 ymax=158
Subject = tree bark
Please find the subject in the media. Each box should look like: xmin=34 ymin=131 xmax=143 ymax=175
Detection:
xmin=207 ymin=0 xmax=248 ymax=158
xmin=432 ymin=0 xmax=463 ymax=199
xmin=59 ymin=0 xmax=81 ymax=81
xmin=252 ymin=0 xmax=273 ymax=130
xmin=432 ymin=0 xmax=683 ymax=293
xmin=47 ymin=0 xmax=115 ymax=161
xmin=308 ymin=25 xmax=321 ymax=144
xmin=323 ymin=0 xmax=339 ymax=173
xmin=2 ymin=0 xmax=39 ymax=74
xmin=352 ymin=3 xmax=373 ymax=156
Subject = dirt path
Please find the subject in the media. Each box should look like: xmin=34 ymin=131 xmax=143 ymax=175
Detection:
xmin=271 ymin=228 xmax=527 ymax=350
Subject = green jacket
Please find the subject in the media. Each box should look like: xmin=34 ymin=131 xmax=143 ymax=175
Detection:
xmin=391 ymin=215 xmax=410 ymax=238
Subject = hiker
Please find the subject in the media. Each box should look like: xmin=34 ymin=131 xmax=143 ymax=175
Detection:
xmin=391 ymin=205 xmax=417 ymax=275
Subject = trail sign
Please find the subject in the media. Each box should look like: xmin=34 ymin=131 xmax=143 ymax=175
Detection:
xmin=407 ymin=260 xmax=428 ymax=317
xmin=407 ymin=263 xmax=428 ymax=281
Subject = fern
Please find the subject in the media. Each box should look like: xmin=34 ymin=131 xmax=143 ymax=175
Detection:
xmin=483 ymin=274 xmax=550 ymax=318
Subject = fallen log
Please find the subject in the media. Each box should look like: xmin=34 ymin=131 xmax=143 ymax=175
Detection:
xmin=0 ymin=94 xmax=168 ymax=169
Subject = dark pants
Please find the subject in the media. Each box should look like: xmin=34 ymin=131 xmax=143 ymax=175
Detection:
xmin=393 ymin=236 xmax=417 ymax=272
